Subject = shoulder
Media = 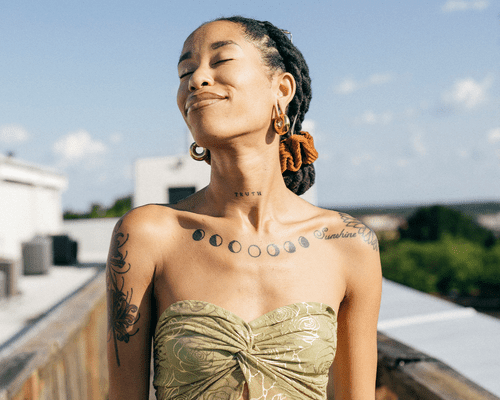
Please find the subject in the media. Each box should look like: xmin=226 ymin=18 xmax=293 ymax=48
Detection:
xmin=115 ymin=204 xmax=179 ymax=237
xmin=108 ymin=204 xmax=182 ymax=267
xmin=313 ymin=209 xmax=381 ymax=290
xmin=312 ymin=209 xmax=379 ymax=252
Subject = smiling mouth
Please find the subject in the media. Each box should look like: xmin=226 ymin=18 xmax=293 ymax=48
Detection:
xmin=186 ymin=98 xmax=225 ymax=114
xmin=185 ymin=93 xmax=226 ymax=115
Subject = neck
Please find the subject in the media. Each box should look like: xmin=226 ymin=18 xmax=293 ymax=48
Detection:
xmin=201 ymin=138 xmax=294 ymax=232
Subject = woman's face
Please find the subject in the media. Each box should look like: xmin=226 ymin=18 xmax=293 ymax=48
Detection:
xmin=177 ymin=21 xmax=280 ymax=146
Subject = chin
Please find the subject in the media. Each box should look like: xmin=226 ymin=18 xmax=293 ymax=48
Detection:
xmin=188 ymin=121 xmax=241 ymax=145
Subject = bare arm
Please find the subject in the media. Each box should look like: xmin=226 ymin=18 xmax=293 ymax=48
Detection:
xmin=107 ymin=211 xmax=157 ymax=400
xmin=331 ymin=215 xmax=382 ymax=399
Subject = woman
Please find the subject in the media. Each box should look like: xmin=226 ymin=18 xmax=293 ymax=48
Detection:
xmin=107 ymin=16 xmax=382 ymax=400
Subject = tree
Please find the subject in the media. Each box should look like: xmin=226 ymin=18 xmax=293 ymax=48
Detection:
xmin=399 ymin=205 xmax=496 ymax=247
xmin=63 ymin=195 xmax=133 ymax=220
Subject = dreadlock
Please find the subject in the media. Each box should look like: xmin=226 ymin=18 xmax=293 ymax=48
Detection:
xmin=213 ymin=16 xmax=315 ymax=196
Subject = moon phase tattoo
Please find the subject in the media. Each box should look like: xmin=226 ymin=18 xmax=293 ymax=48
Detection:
xmin=106 ymin=220 xmax=141 ymax=367
xmin=228 ymin=240 xmax=242 ymax=253
xmin=191 ymin=229 xmax=309 ymax=258
xmin=248 ymin=245 xmax=262 ymax=258
xmin=209 ymin=234 xmax=223 ymax=247
xmin=283 ymin=241 xmax=296 ymax=253
xmin=192 ymin=229 xmax=205 ymax=241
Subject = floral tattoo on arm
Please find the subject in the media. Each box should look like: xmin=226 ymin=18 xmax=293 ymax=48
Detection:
xmin=107 ymin=220 xmax=141 ymax=366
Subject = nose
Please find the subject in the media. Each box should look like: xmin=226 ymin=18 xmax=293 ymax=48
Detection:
xmin=189 ymin=66 xmax=214 ymax=91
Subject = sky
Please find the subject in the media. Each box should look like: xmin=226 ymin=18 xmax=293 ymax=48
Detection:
xmin=1 ymin=0 xmax=499 ymax=212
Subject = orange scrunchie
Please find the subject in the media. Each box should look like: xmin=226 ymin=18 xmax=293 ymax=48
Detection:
xmin=279 ymin=131 xmax=319 ymax=173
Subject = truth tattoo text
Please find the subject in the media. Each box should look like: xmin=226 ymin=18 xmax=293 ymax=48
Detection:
xmin=234 ymin=191 xmax=262 ymax=197
xmin=107 ymin=220 xmax=141 ymax=367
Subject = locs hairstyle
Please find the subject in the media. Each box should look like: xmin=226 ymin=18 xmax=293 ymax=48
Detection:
xmin=213 ymin=16 xmax=315 ymax=196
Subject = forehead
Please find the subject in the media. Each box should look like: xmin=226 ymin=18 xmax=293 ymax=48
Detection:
xmin=181 ymin=20 xmax=247 ymax=54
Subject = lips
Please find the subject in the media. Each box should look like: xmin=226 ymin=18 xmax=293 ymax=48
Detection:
xmin=185 ymin=92 xmax=226 ymax=114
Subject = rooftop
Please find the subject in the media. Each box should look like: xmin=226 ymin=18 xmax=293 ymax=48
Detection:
xmin=1 ymin=265 xmax=499 ymax=397
xmin=378 ymin=279 xmax=500 ymax=396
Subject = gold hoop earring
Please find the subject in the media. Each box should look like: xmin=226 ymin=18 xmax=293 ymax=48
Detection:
xmin=273 ymin=104 xmax=290 ymax=136
xmin=189 ymin=142 xmax=208 ymax=161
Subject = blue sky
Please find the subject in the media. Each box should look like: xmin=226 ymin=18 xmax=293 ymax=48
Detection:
xmin=1 ymin=0 xmax=499 ymax=211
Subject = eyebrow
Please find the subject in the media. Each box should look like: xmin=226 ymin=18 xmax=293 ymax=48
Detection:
xmin=178 ymin=51 xmax=192 ymax=66
xmin=211 ymin=40 xmax=240 ymax=50
xmin=178 ymin=40 xmax=241 ymax=66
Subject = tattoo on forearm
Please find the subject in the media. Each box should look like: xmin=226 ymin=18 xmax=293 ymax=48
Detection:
xmin=338 ymin=212 xmax=379 ymax=251
xmin=192 ymin=228 xmax=309 ymax=258
xmin=107 ymin=220 xmax=141 ymax=366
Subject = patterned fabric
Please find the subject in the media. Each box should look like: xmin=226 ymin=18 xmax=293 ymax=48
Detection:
xmin=153 ymin=300 xmax=337 ymax=400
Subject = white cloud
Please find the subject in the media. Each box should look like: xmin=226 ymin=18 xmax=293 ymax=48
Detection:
xmin=301 ymin=119 xmax=316 ymax=134
xmin=335 ymin=73 xmax=393 ymax=94
xmin=397 ymin=158 xmax=410 ymax=168
xmin=442 ymin=77 xmax=492 ymax=110
xmin=109 ymin=132 xmax=123 ymax=144
xmin=411 ymin=132 xmax=427 ymax=156
xmin=368 ymin=73 xmax=392 ymax=85
xmin=0 ymin=124 xmax=29 ymax=143
xmin=487 ymin=127 xmax=500 ymax=144
xmin=356 ymin=110 xmax=393 ymax=125
xmin=335 ymin=78 xmax=359 ymax=94
xmin=442 ymin=0 xmax=489 ymax=12
xmin=53 ymin=129 xmax=107 ymax=164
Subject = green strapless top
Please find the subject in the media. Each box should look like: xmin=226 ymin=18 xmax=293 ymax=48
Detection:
xmin=153 ymin=300 xmax=337 ymax=400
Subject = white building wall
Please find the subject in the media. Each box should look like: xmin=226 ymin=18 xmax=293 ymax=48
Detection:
xmin=62 ymin=217 xmax=119 ymax=263
xmin=0 ymin=157 xmax=67 ymax=262
xmin=134 ymin=155 xmax=211 ymax=207
xmin=134 ymin=154 xmax=317 ymax=207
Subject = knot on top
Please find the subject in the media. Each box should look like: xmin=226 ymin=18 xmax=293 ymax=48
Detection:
xmin=279 ymin=131 xmax=319 ymax=173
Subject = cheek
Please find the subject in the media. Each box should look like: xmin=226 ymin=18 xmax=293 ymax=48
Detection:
xmin=177 ymin=83 xmax=188 ymax=116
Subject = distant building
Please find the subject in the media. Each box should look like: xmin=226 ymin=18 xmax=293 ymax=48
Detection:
xmin=477 ymin=213 xmax=500 ymax=236
xmin=360 ymin=214 xmax=406 ymax=240
xmin=134 ymin=154 xmax=317 ymax=207
xmin=0 ymin=155 xmax=67 ymax=262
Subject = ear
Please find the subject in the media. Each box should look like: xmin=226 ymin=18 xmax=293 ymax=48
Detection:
xmin=275 ymin=72 xmax=296 ymax=111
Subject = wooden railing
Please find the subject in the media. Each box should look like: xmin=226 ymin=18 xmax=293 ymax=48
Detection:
xmin=376 ymin=332 xmax=499 ymax=400
xmin=1 ymin=271 xmax=498 ymax=400
xmin=0 ymin=269 xmax=108 ymax=400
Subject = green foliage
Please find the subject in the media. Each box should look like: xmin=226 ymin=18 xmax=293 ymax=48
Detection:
xmin=63 ymin=195 xmax=132 ymax=220
xmin=105 ymin=196 xmax=132 ymax=218
xmin=382 ymin=205 xmax=500 ymax=296
xmin=399 ymin=205 xmax=496 ymax=247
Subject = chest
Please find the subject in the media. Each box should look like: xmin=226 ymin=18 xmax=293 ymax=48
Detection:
xmin=153 ymin=223 xmax=346 ymax=320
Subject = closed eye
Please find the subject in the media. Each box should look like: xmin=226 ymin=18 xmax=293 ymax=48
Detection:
xmin=179 ymin=71 xmax=193 ymax=79
xmin=214 ymin=59 xmax=232 ymax=66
